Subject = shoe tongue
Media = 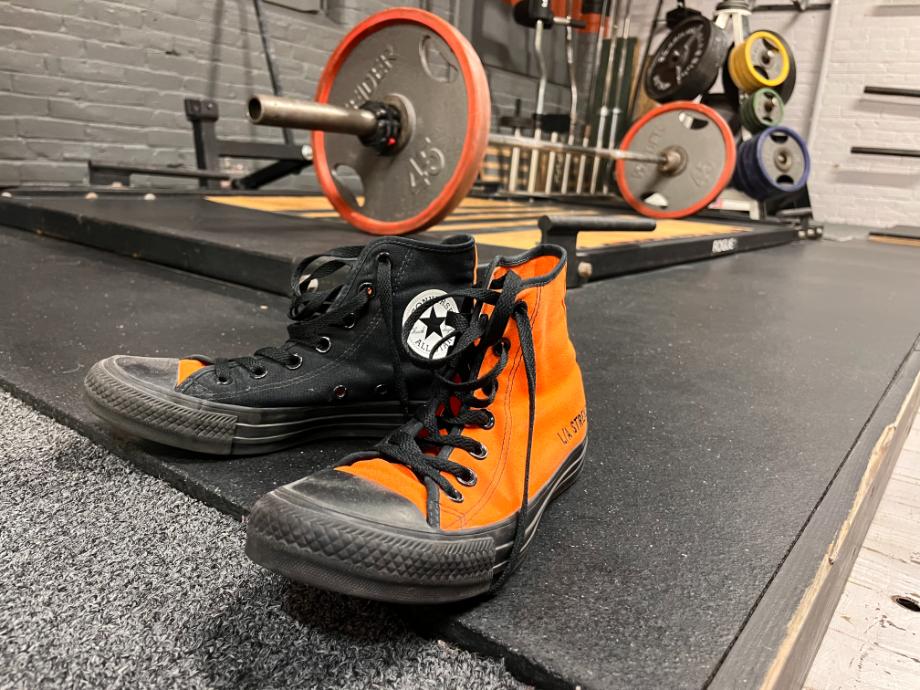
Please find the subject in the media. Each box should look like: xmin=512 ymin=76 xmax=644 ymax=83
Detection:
xmin=294 ymin=253 xmax=362 ymax=315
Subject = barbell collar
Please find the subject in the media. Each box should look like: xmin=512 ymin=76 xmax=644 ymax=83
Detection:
xmin=488 ymin=133 xmax=666 ymax=165
xmin=247 ymin=94 xmax=378 ymax=138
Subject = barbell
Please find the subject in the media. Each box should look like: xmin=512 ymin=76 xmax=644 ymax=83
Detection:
xmin=248 ymin=8 xmax=737 ymax=234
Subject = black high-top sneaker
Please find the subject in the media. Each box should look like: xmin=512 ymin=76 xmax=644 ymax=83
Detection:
xmin=83 ymin=235 xmax=476 ymax=455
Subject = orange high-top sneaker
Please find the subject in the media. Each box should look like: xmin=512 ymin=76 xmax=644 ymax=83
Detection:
xmin=245 ymin=245 xmax=587 ymax=603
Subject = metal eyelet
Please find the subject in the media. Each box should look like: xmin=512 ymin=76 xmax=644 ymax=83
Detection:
xmin=333 ymin=385 xmax=348 ymax=399
xmin=216 ymin=374 xmax=231 ymax=385
xmin=374 ymin=383 xmax=388 ymax=396
xmin=457 ymin=469 xmax=478 ymax=487
xmin=359 ymin=281 xmax=374 ymax=297
xmin=447 ymin=487 xmax=464 ymax=503
xmin=285 ymin=353 xmax=303 ymax=370
xmin=250 ymin=366 xmax=268 ymax=379
xmin=470 ymin=443 xmax=488 ymax=460
xmin=481 ymin=411 xmax=495 ymax=430
xmin=315 ymin=336 xmax=332 ymax=353
xmin=342 ymin=313 xmax=357 ymax=329
xmin=376 ymin=251 xmax=391 ymax=263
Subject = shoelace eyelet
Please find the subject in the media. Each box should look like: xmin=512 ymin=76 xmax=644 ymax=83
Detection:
xmin=285 ymin=353 xmax=303 ymax=370
xmin=481 ymin=411 xmax=495 ymax=430
xmin=457 ymin=469 xmax=478 ymax=487
xmin=447 ymin=487 xmax=464 ymax=503
xmin=250 ymin=366 xmax=268 ymax=379
xmin=376 ymin=251 xmax=391 ymax=264
xmin=470 ymin=443 xmax=488 ymax=460
xmin=216 ymin=374 xmax=231 ymax=385
xmin=342 ymin=313 xmax=357 ymax=329
xmin=374 ymin=383 xmax=388 ymax=396
xmin=333 ymin=385 xmax=348 ymax=399
xmin=315 ymin=336 xmax=332 ymax=354
xmin=359 ymin=281 xmax=374 ymax=297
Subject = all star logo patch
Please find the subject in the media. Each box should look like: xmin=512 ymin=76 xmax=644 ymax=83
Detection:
xmin=402 ymin=289 xmax=459 ymax=359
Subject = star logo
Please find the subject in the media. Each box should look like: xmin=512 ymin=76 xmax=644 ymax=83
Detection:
xmin=420 ymin=308 xmax=446 ymax=339
xmin=402 ymin=289 xmax=459 ymax=359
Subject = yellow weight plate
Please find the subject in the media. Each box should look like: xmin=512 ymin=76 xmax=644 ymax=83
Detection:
xmin=732 ymin=31 xmax=790 ymax=92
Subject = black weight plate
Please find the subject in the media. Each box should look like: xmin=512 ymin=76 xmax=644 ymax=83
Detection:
xmin=701 ymin=92 xmax=742 ymax=139
xmin=721 ymin=46 xmax=740 ymax=108
xmin=774 ymin=32 xmax=796 ymax=103
xmin=646 ymin=17 xmax=731 ymax=103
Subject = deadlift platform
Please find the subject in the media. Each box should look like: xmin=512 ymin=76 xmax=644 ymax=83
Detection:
xmin=0 ymin=191 xmax=796 ymax=294
xmin=1 ymin=191 xmax=919 ymax=689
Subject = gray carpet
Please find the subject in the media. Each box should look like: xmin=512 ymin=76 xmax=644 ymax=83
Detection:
xmin=0 ymin=391 xmax=522 ymax=689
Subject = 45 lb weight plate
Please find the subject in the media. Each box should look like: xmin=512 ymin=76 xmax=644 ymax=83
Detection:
xmin=616 ymin=101 xmax=737 ymax=219
xmin=313 ymin=9 xmax=491 ymax=235
xmin=646 ymin=17 xmax=731 ymax=103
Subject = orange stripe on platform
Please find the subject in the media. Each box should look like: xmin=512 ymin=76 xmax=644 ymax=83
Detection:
xmin=473 ymin=220 xmax=750 ymax=251
xmin=869 ymin=235 xmax=920 ymax=248
xmin=207 ymin=195 xmax=334 ymax=212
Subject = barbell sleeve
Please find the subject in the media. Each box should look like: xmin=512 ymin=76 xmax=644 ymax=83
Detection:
xmin=247 ymin=94 xmax=378 ymax=137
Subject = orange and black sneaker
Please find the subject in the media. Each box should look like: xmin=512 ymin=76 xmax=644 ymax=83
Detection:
xmin=83 ymin=234 xmax=476 ymax=455
xmin=245 ymin=244 xmax=587 ymax=603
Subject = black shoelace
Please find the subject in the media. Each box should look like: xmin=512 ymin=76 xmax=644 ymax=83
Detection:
xmin=209 ymin=250 xmax=409 ymax=410
xmin=347 ymin=269 xmax=537 ymax=590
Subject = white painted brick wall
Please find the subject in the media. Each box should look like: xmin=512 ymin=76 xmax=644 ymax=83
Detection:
xmin=0 ymin=0 xmax=548 ymax=187
xmin=807 ymin=1 xmax=920 ymax=227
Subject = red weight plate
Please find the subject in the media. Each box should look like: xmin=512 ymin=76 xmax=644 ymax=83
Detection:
xmin=313 ymin=9 xmax=491 ymax=236
xmin=615 ymin=101 xmax=736 ymax=220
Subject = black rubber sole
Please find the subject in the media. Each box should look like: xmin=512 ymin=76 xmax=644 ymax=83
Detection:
xmin=83 ymin=358 xmax=412 ymax=456
xmin=245 ymin=442 xmax=587 ymax=603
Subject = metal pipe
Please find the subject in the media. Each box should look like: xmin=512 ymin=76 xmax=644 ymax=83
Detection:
xmin=544 ymin=131 xmax=560 ymax=194
xmin=527 ymin=19 xmax=549 ymax=194
xmin=247 ymin=94 xmax=377 ymax=136
xmin=576 ymin=0 xmax=612 ymax=194
xmin=627 ymin=0 xmax=663 ymax=126
xmin=560 ymin=0 xmax=579 ymax=194
xmin=590 ymin=0 xmax=623 ymax=193
xmin=252 ymin=0 xmax=294 ymax=146
xmin=603 ymin=0 xmax=633 ymax=193
xmin=489 ymin=133 xmax=665 ymax=164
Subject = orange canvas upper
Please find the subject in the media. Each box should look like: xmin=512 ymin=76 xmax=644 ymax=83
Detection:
xmin=338 ymin=251 xmax=587 ymax=530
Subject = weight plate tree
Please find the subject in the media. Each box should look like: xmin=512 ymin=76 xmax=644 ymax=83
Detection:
xmin=732 ymin=126 xmax=810 ymax=201
xmin=740 ymin=88 xmax=784 ymax=133
xmin=645 ymin=16 xmax=731 ymax=103
xmin=728 ymin=30 xmax=790 ymax=93
xmin=615 ymin=101 xmax=737 ymax=219
xmin=313 ymin=9 xmax=491 ymax=235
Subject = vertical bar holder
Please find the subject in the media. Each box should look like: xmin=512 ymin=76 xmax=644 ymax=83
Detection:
xmin=185 ymin=98 xmax=222 ymax=190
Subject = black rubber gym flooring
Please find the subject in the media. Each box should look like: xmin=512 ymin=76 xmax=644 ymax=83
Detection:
xmin=2 ymin=226 xmax=919 ymax=688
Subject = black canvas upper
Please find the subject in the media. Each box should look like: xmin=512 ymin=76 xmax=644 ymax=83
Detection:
xmin=174 ymin=234 xmax=476 ymax=408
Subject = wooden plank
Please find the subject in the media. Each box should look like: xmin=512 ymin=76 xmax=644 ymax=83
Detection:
xmin=712 ymin=351 xmax=920 ymax=689
xmin=804 ymin=427 xmax=920 ymax=690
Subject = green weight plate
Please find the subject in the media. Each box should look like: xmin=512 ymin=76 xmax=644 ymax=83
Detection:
xmin=741 ymin=88 xmax=784 ymax=133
